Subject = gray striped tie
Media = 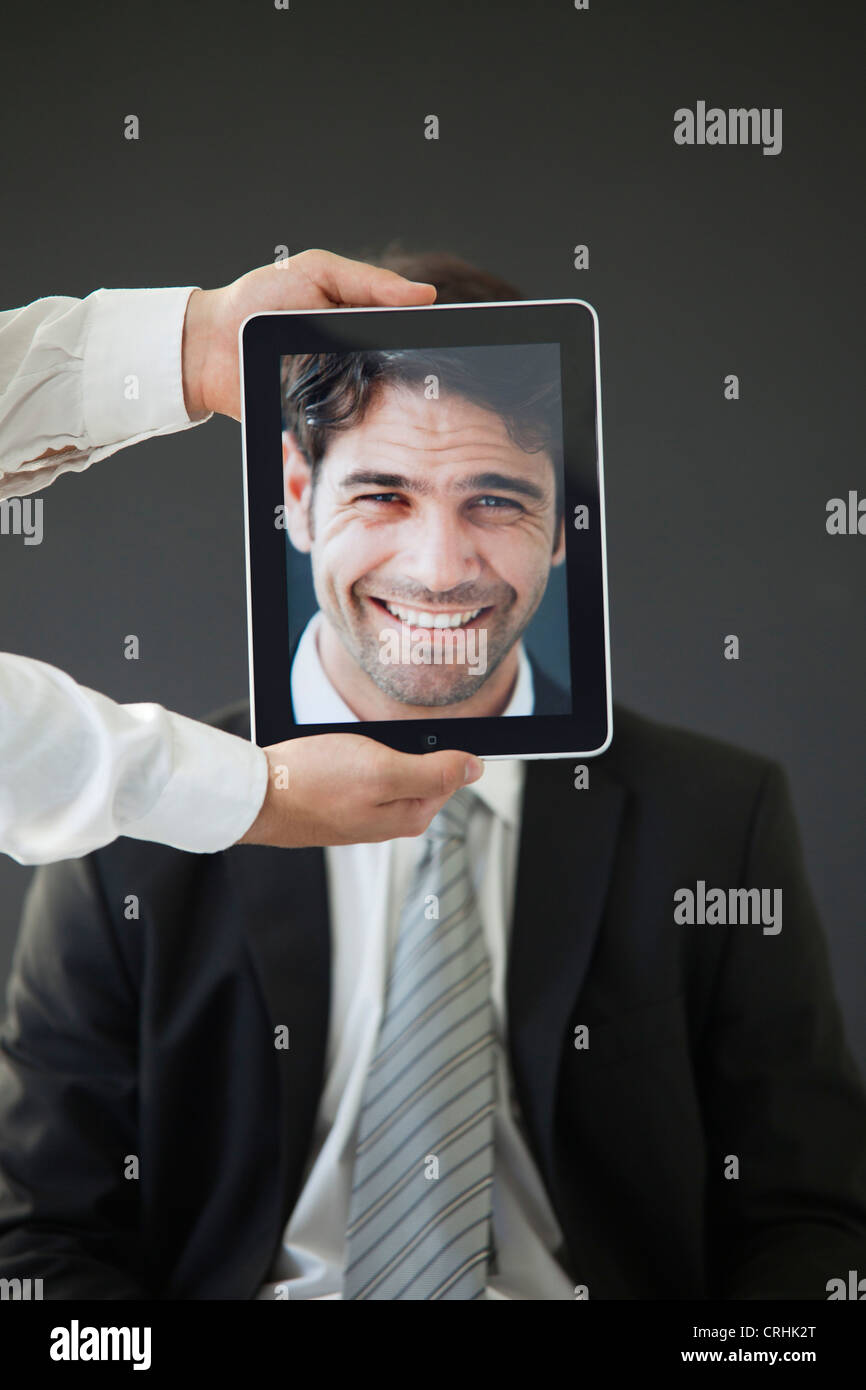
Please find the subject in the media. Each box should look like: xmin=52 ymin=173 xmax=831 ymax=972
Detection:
xmin=343 ymin=787 xmax=496 ymax=1300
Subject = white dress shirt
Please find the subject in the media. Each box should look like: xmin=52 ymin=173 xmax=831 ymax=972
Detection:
xmin=0 ymin=288 xmax=268 ymax=863
xmin=258 ymin=615 xmax=575 ymax=1298
xmin=290 ymin=609 xmax=536 ymax=723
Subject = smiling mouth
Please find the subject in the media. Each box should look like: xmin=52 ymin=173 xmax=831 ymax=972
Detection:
xmin=369 ymin=597 xmax=490 ymax=629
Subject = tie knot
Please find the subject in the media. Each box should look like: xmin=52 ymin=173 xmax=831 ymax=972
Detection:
xmin=424 ymin=786 xmax=475 ymax=843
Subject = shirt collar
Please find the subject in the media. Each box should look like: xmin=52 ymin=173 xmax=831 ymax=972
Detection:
xmin=468 ymin=756 xmax=524 ymax=827
xmin=290 ymin=611 xmax=527 ymax=827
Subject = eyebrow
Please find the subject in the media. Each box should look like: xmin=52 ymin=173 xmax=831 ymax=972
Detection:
xmin=338 ymin=469 xmax=547 ymax=503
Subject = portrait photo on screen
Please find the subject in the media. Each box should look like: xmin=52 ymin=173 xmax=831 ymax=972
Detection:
xmin=280 ymin=343 xmax=571 ymax=725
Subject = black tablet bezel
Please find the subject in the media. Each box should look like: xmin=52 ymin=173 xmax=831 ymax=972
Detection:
xmin=240 ymin=300 xmax=612 ymax=759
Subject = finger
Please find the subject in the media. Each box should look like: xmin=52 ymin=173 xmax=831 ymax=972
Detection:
xmin=295 ymin=248 xmax=437 ymax=307
xmin=374 ymin=748 xmax=484 ymax=805
xmin=357 ymin=793 xmax=451 ymax=843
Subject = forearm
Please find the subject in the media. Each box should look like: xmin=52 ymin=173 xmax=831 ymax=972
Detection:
xmin=0 ymin=653 xmax=268 ymax=862
xmin=0 ymin=287 xmax=209 ymax=499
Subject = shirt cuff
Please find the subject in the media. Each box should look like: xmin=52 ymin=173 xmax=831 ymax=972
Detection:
xmin=82 ymin=286 xmax=209 ymax=448
xmin=123 ymin=711 xmax=269 ymax=854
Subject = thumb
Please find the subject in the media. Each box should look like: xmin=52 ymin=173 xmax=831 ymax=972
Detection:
xmin=378 ymin=748 xmax=485 ymax=804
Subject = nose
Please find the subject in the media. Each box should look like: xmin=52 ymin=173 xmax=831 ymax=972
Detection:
xmin=401 ymin=503 xmax=482 ymax=596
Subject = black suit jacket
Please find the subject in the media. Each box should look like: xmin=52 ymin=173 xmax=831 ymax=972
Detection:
xmin=526 ymin=652 xmax=569 ymax=715
xmin=1 ymin=701 xmax=865 ymax=1300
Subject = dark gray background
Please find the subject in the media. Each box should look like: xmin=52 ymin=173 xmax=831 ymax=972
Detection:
xmin=1 ymin=0 xmax=863 ymax=1071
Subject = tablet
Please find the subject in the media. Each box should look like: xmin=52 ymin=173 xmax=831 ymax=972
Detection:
xmin=239 ymin=299 xmax=612 ymax=760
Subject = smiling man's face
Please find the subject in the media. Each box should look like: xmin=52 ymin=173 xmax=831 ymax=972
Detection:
xmin=283 ymin=382 xmax=565 ymax=720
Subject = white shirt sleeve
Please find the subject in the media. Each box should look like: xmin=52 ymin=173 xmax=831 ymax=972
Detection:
xmin=0 ymin=287 xmax=269 ymax=864
xmin=0 ymin=656 xmax=268 ymax=864
xmin=0 ymin=286 xmax=211 ymax=499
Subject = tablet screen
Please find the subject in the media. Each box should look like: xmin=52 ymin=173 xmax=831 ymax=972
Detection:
xmin=241 ymin=301 xmax=611 ymax=760
xmin=280 ymin=342 xmax=571 ymax=725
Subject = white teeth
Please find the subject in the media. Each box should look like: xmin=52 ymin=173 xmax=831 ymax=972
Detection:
xmin=383 ymin=601 xmax=482 ymax=628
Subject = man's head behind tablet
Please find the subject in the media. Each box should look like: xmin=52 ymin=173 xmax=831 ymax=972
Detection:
xmin=281 ymin=340 xmax=566 ymax=720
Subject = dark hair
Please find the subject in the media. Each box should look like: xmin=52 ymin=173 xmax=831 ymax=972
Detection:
xmin=280 ymin=247 xmax=564 ymax=528
xmin=371 ymin=243 xmax=528 ymax=307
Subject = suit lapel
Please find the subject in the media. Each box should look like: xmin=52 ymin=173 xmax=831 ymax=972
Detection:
xmin=224 ymin=744 xmax=627 ymax=1262
xmin=228 ymin=842 xmax=331 ymax=1233
xmin=507 ymin=755 xmax=627 ymax=1185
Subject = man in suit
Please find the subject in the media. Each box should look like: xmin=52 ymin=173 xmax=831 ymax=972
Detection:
xmin=1 ymin=253 xmax=865 ymax=1300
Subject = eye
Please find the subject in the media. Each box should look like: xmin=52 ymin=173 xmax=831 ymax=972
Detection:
xmin=356 ymin=492 xmax=402 ymax=504
xmin=473 ymin=495 xmax=524 ymax=511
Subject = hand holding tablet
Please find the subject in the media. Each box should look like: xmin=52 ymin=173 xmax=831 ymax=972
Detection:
xmin=240 ymin=298 xmax=611 ymax=762
xmin=237 ymin=731 xmax=485 ymax=848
